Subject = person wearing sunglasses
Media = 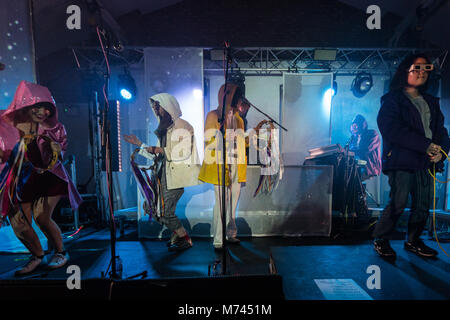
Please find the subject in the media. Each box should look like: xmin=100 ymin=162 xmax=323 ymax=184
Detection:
xmin=373 ymin=54 xmax=450 ymax=259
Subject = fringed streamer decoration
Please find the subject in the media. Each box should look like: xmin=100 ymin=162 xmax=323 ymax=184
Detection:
xmin=253 ymin=120 xmax=284 ymax=197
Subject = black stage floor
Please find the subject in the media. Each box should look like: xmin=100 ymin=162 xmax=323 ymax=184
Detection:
xmin=0 ymin=225 xmax=449 ymax=300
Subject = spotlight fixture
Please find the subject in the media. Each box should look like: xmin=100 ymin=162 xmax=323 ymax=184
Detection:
xmin=351 ymin=72 xmax=373 ymax=98
xmin=118 ymin=69 xmax=136 ymax=101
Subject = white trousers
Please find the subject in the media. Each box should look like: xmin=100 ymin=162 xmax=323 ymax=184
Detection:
xmin=213 ymin=165 xmax=241 ymax=246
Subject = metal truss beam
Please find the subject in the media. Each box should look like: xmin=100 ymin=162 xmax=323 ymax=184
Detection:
xmin=203 ymin=47 xmax=449 ymax=76
xmin=71 ymin=46 xmax=448 ymax=76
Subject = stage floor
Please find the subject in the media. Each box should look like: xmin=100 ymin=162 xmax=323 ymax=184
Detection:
xmin=0 ymin=225 xmax=449 ymax=300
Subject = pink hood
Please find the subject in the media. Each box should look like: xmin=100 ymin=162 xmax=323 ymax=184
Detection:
xmin=2 ymin=80 xmax=58 ymax=128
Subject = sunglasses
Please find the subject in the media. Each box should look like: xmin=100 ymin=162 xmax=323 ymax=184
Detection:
xmin=408 ymin=64 xmax=434 ymax=72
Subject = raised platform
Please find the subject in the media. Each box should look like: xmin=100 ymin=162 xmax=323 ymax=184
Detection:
xmin=0 ymin=226 xmax=449 ymax=300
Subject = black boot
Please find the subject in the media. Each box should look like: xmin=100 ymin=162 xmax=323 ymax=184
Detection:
xmin=404 ymin=238 xmax=438 ymax=257
xmin=374 ymin=239 xmax=396 ymax=258
xmin=168 ymin=237 xmax=192 ymax=252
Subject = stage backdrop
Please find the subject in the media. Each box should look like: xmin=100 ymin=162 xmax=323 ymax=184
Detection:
xmin=144 ymin=47 xmax=205 ymax=161
xmin=0 ymin=0 xmax=36 ymax=109
xmin=208 ymin=72 xmax=334 ymax=166
xmin=136 ymin=52 xmax=333 ymax=238
xmin=282 ymin=73 xmax=333 ymax=165
xmin=0 ymin=0 xmax=46 ymax=253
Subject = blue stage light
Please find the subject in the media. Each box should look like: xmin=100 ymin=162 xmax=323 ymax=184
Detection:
xmin=117 ymin=70 xmax=136 ymax=101
xmin=120 ymin=88 xmax=132 ymax=100
xmin=322 ymin=88 xmax=334 ymax=115
xmin=192 ymin=88 xmax=203 ymax=100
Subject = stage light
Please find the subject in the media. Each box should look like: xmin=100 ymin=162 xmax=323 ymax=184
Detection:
xmin=351 ymin=73 xmax=373 ymax=98
xmin=120 ymin=88 xmax=132 ymax=100
xmin=332 ymin=78 xmax=338 ymax=96
xmin=324 ymin=88 xmax=334 ymax=100
xmin=193 ymin=88 xmax=203 ymax=100
xmin=323 ymin=79 xmax=337 ymax=98
xmin=322 ymin=88 xmax=334 ymax=115
xmin=117 ymin=70 xmax=136 ymax=101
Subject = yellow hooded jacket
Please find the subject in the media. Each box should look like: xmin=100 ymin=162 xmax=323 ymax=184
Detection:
xmin=198 ymin=83 xmax=247 ymax=186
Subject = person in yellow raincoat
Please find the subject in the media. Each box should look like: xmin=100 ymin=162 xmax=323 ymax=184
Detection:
xmin=199 ymin=83 xmax=248 ymax=249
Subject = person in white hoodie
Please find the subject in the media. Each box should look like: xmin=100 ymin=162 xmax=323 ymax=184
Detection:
xmin=124 ymin=93 xmax=201 ymax=251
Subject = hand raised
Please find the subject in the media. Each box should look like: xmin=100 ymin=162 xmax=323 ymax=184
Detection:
xmin=123 ymin=134 xmax=142 ymax=146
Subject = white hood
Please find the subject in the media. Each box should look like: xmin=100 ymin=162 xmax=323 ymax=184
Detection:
xmin=149 ymin=93 xmax=182 ymax=122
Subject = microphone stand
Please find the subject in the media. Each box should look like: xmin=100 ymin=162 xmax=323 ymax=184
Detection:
xmin=218 ymin=41 xmax=232 ymax=275
xmin=101 ymin=31 xmax=120 ymax=279
xmin=94 ymin=9 xmax=147 ymax=284
xmin=92 ymin=16 xmax=120 ymax=279
xmin=343 ymin=137 xmax=353 ymax=227
xmin=243 ymin=98 xmax=288 ymax=133
xmin=214 ymin=45 xmax=289 ymax=275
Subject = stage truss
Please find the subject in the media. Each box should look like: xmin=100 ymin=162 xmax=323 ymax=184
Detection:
xmin=203 ymin=47 xmax=449 ymax=76
xmin=71 ymin=46 xmax=448 ymax=77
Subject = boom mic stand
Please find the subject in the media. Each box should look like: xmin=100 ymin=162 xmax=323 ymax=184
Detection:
xmin=96 ymin=24 xmax=147 ymax=282
xmin=242 ymin=99 xmax=288 ymax=133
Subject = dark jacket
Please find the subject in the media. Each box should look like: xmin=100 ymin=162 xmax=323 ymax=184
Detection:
xmin=377 ymin=90 xmax=450 ymax=173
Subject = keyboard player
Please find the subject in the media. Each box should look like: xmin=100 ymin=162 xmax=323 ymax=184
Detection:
xmin=348 ymin=114 xmax=382 ymax=181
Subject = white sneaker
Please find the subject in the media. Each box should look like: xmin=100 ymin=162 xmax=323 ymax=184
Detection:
xmin=15 ymin=256 xmax=42 ymax=276
xmin=47 ymin=252 xmax=69 ymax=269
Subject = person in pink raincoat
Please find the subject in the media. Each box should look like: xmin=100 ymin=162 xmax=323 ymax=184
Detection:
xmin=0 ymin=80 xmax=82 ymax=276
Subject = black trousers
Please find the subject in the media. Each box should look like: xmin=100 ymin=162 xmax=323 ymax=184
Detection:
xmin=372 ymin=169 xmax=432 ymax=242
